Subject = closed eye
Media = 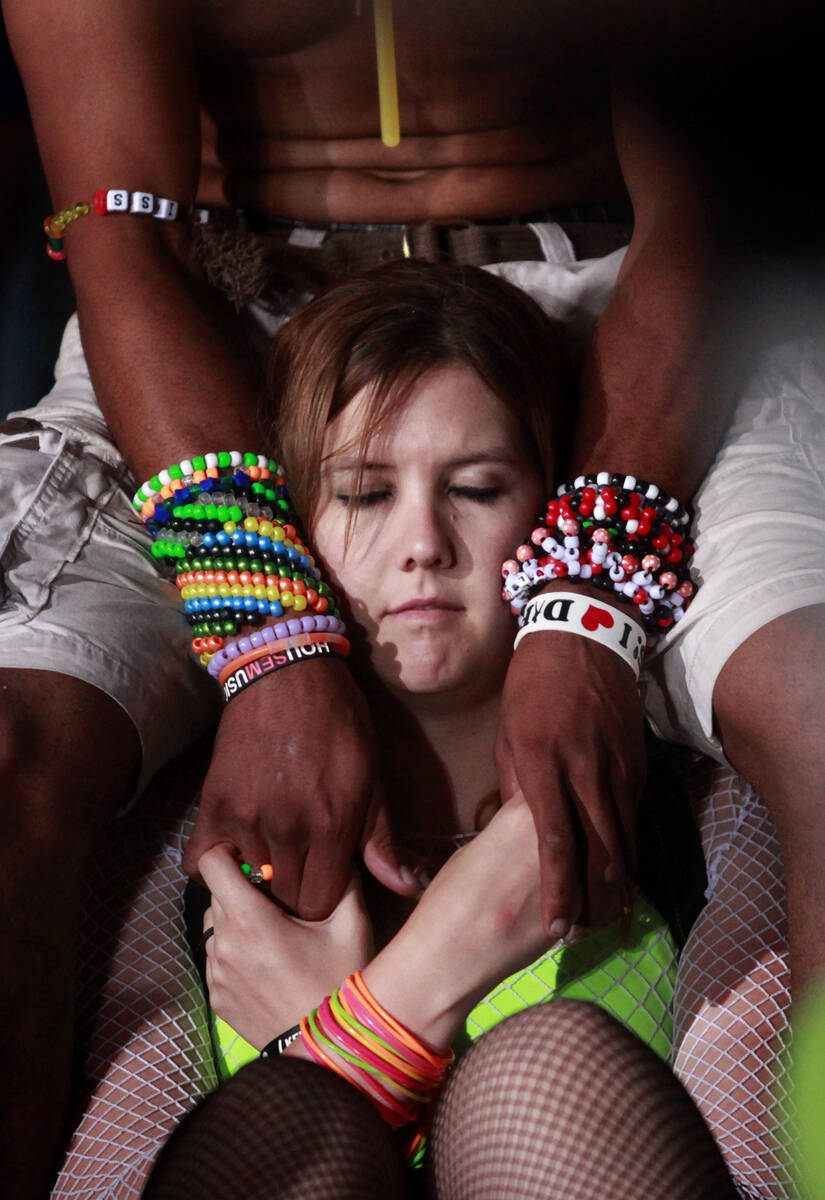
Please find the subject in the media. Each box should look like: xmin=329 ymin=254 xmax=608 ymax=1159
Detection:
xmin=449 ymin=486 xmax=501 ymax=503
xmin=335 ymin=490 xmax=391 ymax=508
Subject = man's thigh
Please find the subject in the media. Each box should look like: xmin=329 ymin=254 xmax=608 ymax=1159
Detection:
xmin=644 ymin=333 xmax=825 ymax=761
xmin=0 ymin=324 xmax=220 ymax=800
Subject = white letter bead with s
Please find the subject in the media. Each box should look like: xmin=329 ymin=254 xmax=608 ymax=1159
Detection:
xmin=130 ymin=191 xmax=154 ymax=213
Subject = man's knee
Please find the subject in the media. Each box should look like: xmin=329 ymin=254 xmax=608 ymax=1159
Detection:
xmin=713 ymin=605 xmax=825 ymax=791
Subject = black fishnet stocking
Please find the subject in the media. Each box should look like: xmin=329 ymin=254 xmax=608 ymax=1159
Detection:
xmin=143 ymin=1002 xmax=737 ymax=1200
xmin=143 ymin=1056 xmax=412 ymax=1199
xmin=426 ymin=1002 xmax=739 ymax=1200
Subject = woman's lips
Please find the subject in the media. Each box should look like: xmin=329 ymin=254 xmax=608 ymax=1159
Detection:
xmin=386 ymin=598 xmax=463 ymax=622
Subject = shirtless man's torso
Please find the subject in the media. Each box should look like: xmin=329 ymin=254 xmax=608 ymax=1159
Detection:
xmin=193 ymin=0 xmax=625 ymax=222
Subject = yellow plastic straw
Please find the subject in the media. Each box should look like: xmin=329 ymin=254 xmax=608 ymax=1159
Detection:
xmin=373 ymin=0 xmax=400 ymax=147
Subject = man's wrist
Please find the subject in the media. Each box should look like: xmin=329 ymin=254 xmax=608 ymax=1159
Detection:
xmin=532 ymin=577 xmax=644 ymax=629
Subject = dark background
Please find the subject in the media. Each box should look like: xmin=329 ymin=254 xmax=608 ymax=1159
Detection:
xmin=1 ymin=16 xmax=75 ymax=420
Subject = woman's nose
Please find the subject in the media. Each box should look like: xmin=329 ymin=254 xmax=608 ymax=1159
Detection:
xmin=397 ymin=499 xmax=456 ymax=571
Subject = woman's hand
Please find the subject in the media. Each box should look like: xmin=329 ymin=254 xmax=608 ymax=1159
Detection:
xmin=363 ymin=791 xmax=549 ymax=1053
xmin=200 ymin=844 xmax=373 ymax=1049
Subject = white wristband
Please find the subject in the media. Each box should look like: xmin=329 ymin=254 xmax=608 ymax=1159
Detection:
xmin=514 ymin=591 xmax=644 ymax=679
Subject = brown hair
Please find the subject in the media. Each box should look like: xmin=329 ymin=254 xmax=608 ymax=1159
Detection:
xmin=266 ymin=259 xmax=571 ymax=524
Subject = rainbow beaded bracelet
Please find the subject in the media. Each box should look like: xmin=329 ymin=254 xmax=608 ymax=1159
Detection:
xmin=136 ymin=449 xmax=346 ymax=669
xmin=133 ymin=452 xmax=276 ymax=514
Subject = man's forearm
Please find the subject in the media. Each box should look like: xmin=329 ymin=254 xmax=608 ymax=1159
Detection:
xmin=572 ymin=75 xmax=739 ymax=502
xmin=573 ymin=220 xmax=735 ymax=501
xmin=68 ymin=217 xmax=262 ymax=481
xmin=6 ymin=0 xmax=262 ymax=482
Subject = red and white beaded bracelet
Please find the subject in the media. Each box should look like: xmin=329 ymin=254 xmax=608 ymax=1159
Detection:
xmin=502 ymin=472 xmax=697 ymax=642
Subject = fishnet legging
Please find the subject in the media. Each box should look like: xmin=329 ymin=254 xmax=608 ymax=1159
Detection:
xmin=673 ymin=760 xmax=794 ymax=1199
xmin=53 ymin=776 xmax=216 ymax=1200
xmin=53 ymin=758 xmax=791 ymax=1199
xmin=143 ymin=1002 xmax=737 ymax=1199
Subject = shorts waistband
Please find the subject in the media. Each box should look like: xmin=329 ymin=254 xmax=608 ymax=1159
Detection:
xmin=196 ymin=203 xmax=631 ymax=234
xmin=195 ymin=206 xmax=632 ymax=270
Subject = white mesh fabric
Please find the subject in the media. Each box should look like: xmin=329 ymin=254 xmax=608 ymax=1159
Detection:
xmin=673 ymin=758 xmax=795 ymax=1200
xmin=53 ymin=793 xmax=214 ymax=1200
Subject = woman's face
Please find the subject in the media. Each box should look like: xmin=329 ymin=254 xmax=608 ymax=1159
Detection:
xmin=312 ymin=362 xmax=545 ymax=704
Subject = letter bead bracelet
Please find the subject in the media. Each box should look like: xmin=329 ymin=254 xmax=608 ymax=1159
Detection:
xmin=44 ymin=188 xmax=183 ymax=260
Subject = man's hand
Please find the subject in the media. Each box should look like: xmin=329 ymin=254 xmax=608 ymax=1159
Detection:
xmin=495 ymin=624 xmax=646 ymax=939
xmin=183 ymin=658 xmax=418 ymax=919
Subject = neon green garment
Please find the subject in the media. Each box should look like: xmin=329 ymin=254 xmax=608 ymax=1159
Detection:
xmin=210 ymin=894 xmax=676 ymax=1081
xmin=793 ymin=975 xmax=825 ymax=1198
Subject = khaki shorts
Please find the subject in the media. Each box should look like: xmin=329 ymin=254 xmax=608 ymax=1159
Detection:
xmin=0 ymin=316 xmax=220 ymax=798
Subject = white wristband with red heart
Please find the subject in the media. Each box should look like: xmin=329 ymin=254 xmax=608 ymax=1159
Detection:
xmin=514 ymin=591 xmax=644 ymax=679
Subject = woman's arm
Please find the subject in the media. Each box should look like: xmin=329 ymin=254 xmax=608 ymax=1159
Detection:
xmin=495 ymin=70 xmax=739 ymax=942
xmin=200 ymin=792 xmax=547 ymax=1057
xmin=361 ymin=796 xmax=546 ymax=1053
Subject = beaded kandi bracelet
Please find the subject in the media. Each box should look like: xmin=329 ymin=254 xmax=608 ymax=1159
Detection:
xmin=44 ymin=188 xmax=182 ymax=260
xmin=501 ymin=472 xmax=697 ymax=641
xmin=135 ymin=449 xmax=345 ymax=672
xmin=207 ymin=616 xmax=348 ymax=679
xmin=219 ymin=630 xmax=349 ymax=673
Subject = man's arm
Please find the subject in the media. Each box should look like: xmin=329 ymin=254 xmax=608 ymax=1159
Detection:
xmin=575 ymin=73 xmax=737 ymax=496
xmin=497 ymin=70 xmax=738 ymax=937
xmin=4 ymin=0 xmax=259 ymax=475
xmin=4 ymin=0 xmax=413 ymax=917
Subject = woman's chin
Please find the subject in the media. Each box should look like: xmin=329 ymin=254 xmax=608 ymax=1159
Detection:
xmin=380 ymin=659 xmax=502 ymax=705
xmin=371 ymin=636 xmax=509 ymax=703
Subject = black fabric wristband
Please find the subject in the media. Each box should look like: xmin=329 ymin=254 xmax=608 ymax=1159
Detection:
xmin=261 ymin=1026 xmax=302 ymax=1057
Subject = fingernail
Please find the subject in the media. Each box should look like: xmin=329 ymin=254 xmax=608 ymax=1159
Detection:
xmin=549 ymin=918 xmax=571 ymax=941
